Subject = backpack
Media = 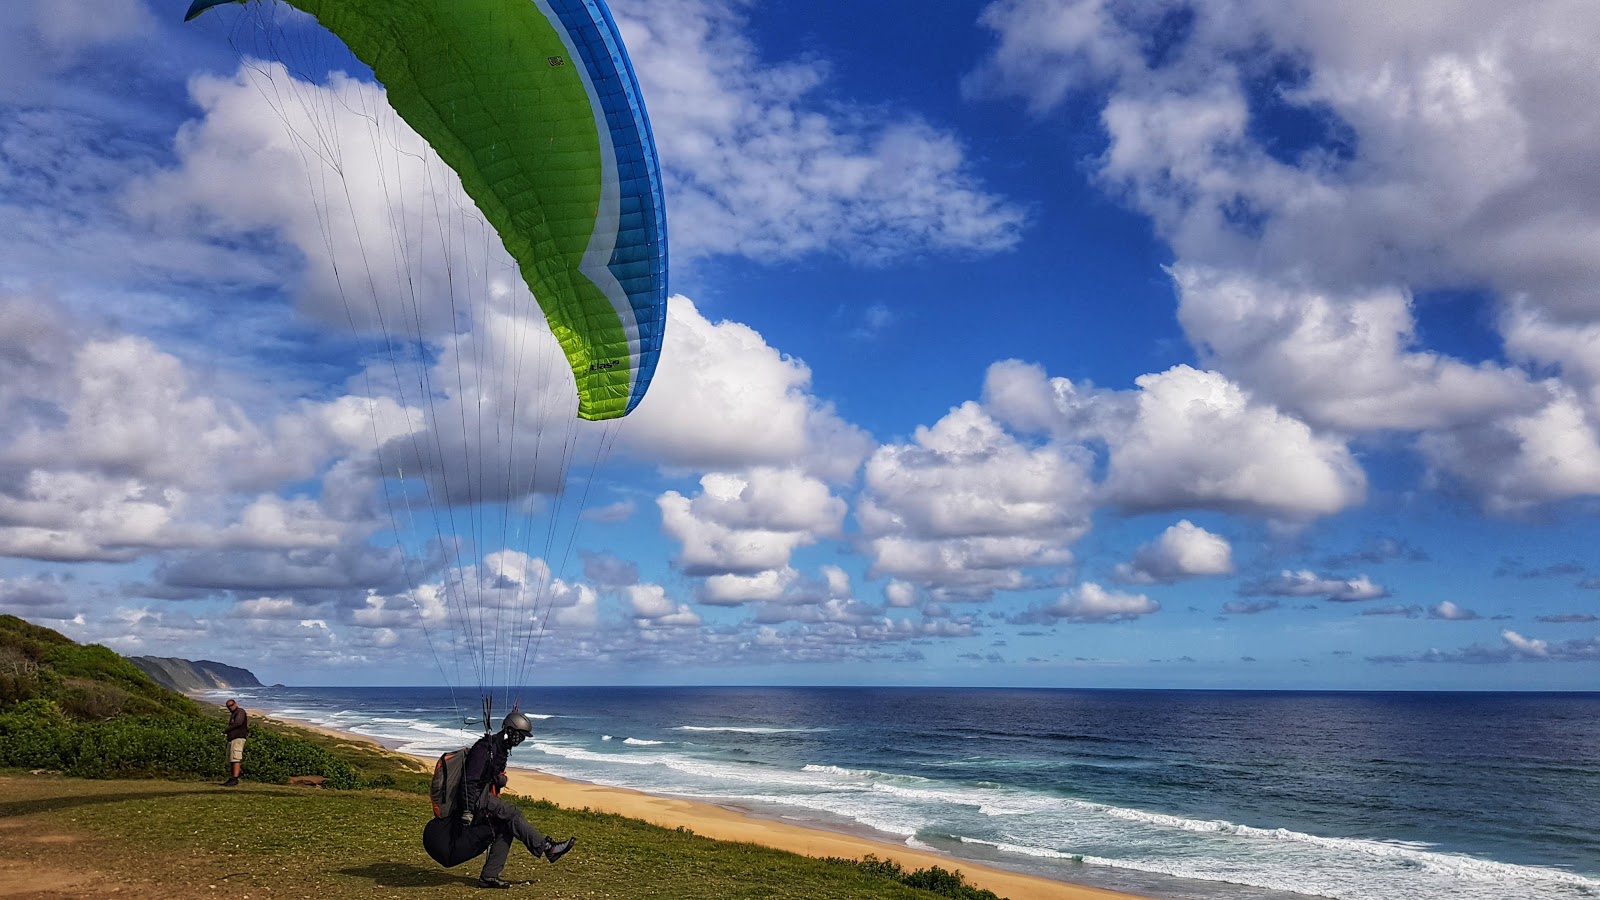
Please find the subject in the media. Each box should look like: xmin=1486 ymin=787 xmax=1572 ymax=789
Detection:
xmin=430 ymin=746 xmax=471 ymax=819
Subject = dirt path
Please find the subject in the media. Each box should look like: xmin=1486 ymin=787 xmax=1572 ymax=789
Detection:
xmin=0 ymin=776 xmax=233 ymax=900
xmin=0 ymin=811 xmax=167 ymax=898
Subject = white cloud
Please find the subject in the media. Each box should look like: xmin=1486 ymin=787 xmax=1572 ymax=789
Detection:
xmin=1116 ymin=520 xmax=1233 ymax=584
xmin=857 ymin=402 xmax=1094 ymax=599
xmin=626 ymin=583 xmax=699 ymax=627
xmin=1172 ymin=267 xmax=1541 ymax=432
xmin=1102 ymin=366 xmax=1366 ymax=519
xmin=983 ymin=360 xmax=1365 ymax=520
xmin=1418 ymin=385 xmax=1600 ymax=512
xmin=884 ymin=580 xmax=918 ymax=608
xmin=700 ymin=567 xmax=799 ymax=606
xmin=233 ymin=596 xmax=312 ymax=620
xmin=620 ymin=297 xmax=873 ymax=479
xmin=1430 ymin=601 xmax=1480 ymax=621
xmin=1019 ymin=581 xmax=1159 ymax=623
xmin=659 ymin=467 xmax=847 ymax=578
xmin=620 ymin=0 xmax=1026 ymax=261
xmin=1501 ymin=630 xmax=1550 ymax=657
xmin=548 ymin=581 xmax=599 ymax=629
xmin=1245 ymin=570 xmax=1388 ymax=603
xmin=983 ymin=359 xmax=1132 ymax=443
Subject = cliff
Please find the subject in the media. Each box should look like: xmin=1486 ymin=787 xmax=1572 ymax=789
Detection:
xmin=127 ymin=656 xmax=264 ymax=693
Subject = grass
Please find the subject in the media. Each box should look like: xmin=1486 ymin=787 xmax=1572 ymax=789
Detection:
xmin=0 ymin=773 xmax=997 ymax=899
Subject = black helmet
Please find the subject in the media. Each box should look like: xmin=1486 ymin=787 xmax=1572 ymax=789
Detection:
xmin=502 ymin=710 xmax=533 ymax=738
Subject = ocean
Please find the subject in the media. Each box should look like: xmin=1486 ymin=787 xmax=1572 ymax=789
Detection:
xmin=219 ymin=686 xmax=1600 ymax=900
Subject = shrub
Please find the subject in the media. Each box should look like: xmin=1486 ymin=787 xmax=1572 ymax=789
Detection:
xmin=57 ymin=678 xmax=133 ymax=720
xmin=0 ymin=708 xmax=359 ymax=788
xmin=0 ymin=698 xmax=72 ymax=769
xmin=823 ymin=855 xmax=1000 ymax=900
xmin=242 ymin=728 xmax=361 ymax=789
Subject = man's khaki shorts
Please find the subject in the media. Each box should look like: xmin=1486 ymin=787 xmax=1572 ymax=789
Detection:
xmin=228 ymin=738 xmax=246 ymax=763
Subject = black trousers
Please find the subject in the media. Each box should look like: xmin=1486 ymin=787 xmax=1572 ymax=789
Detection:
xmin=478 ymin=793 xmax=548 ymax=881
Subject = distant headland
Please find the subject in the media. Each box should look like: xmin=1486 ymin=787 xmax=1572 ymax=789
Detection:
xmin=127 ymin=656 xmax=264 ymax=693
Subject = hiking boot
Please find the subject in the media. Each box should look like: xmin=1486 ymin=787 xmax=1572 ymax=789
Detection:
xmin=541 ymin=836 xmax=575 ymax=863
xmin=477 ymin=877 xmax=512 ymax=889
xmin=221 ymin=777 xmax=239 ymax=787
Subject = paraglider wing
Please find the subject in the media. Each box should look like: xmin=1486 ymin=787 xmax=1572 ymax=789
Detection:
xmin=188 ymin=0 xmax=668 ymax=420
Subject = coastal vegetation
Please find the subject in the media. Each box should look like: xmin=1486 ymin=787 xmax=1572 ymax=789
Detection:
xmin=0 ymin=614 xmax=365 ymax=786
xmin=0 ymin=614 xmax=1002 ymax=899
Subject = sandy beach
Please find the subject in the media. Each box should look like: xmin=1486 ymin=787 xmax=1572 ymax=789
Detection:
xmin=262 ymin=713 xmax=1149 ymax=900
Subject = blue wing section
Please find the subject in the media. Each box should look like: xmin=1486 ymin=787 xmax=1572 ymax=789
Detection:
xmin=184 ymin=0 xmax=241 ymax=21
xmin=546 ymin=0 xmax=668 ymax=415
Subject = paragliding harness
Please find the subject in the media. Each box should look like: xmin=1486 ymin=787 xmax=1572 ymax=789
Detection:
xmin=430 ymin=746 xmax=472 ymax=820
xmin=422 ymin=699 xmax=498 ymax=868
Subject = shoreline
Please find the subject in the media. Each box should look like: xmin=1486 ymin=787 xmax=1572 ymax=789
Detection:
xmin=258 ymin=711 xmax=1150 ymax=900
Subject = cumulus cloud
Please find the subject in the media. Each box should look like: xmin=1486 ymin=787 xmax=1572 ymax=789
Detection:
xmin=1417 ymin=384 xmax=1600 ymax=512
xmin=1116 ymin=520 xmax=1234 ymax=584
xmin=1172 ymin=267 xmax=1541 ymax=433
xmin=983 ymin=359 xmax=1132 ymax=444
xmin=1430 ymin=600 xmax=1480 ymax=621
xmin=620 ymin=298 xmax=873 ymax=479
xmin=1242 ymin=570 xmax=1388 ymax=602
xmin=884 ymin=580 xmax=918 ymax=608
xmin=626 ymin=583 xmax=701 ymax=628
xmin=985 ymin=360 xmax=1366 ymax=520
xmin=659 ymin=467 xmax=847 ymax=581
xmin=857 ymin=402 xmax=1095 ymax=600
xmin=1015 ymin=582 xmax=1159 ymax=623
xmin=1102 ymin=366 xmax=1366 ymax=519
xmin=701 ymin=567 xmax=800 ymax=606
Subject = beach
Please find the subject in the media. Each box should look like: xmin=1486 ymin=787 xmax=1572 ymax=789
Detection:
xmin=265 ymin=713 xmax=1147 ymax=900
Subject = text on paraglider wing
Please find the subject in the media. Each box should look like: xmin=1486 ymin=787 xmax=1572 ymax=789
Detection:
xmin=588 ymin=360 xmax=619 ymax=372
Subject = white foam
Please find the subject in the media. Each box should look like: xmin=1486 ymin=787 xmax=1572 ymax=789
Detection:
xmin=801 ymin=764 xmax=937 ymax=785
xmin=675 ymin=725 xmax=825 ymax=734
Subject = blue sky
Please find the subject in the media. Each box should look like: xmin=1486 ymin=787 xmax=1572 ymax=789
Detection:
xmin=2 ymin=0 xmax=1598 ymax=690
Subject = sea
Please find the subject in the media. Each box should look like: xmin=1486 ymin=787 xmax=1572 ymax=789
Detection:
xmin=214 ymin=686 xmax=1600 ymax=900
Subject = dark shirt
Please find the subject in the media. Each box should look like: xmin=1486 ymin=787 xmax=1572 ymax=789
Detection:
xmin=226 ymin=706 xmax=249 ymax=741
xmin=462 ymin=734 xmax=509 ymax=811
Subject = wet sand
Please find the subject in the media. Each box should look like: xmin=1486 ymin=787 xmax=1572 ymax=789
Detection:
xmin=260 ymin=712 xmax=1149 ymax=900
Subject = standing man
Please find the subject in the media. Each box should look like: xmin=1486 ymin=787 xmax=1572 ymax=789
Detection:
xmin=223 ymin=698 xmax=248 ymax=787
xmin=463 ymin=709 xmax=575 ymax=889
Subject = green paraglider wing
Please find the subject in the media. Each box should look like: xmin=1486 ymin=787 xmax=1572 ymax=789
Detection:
xmin=187 ymin=0 xmax=668 ymax=421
